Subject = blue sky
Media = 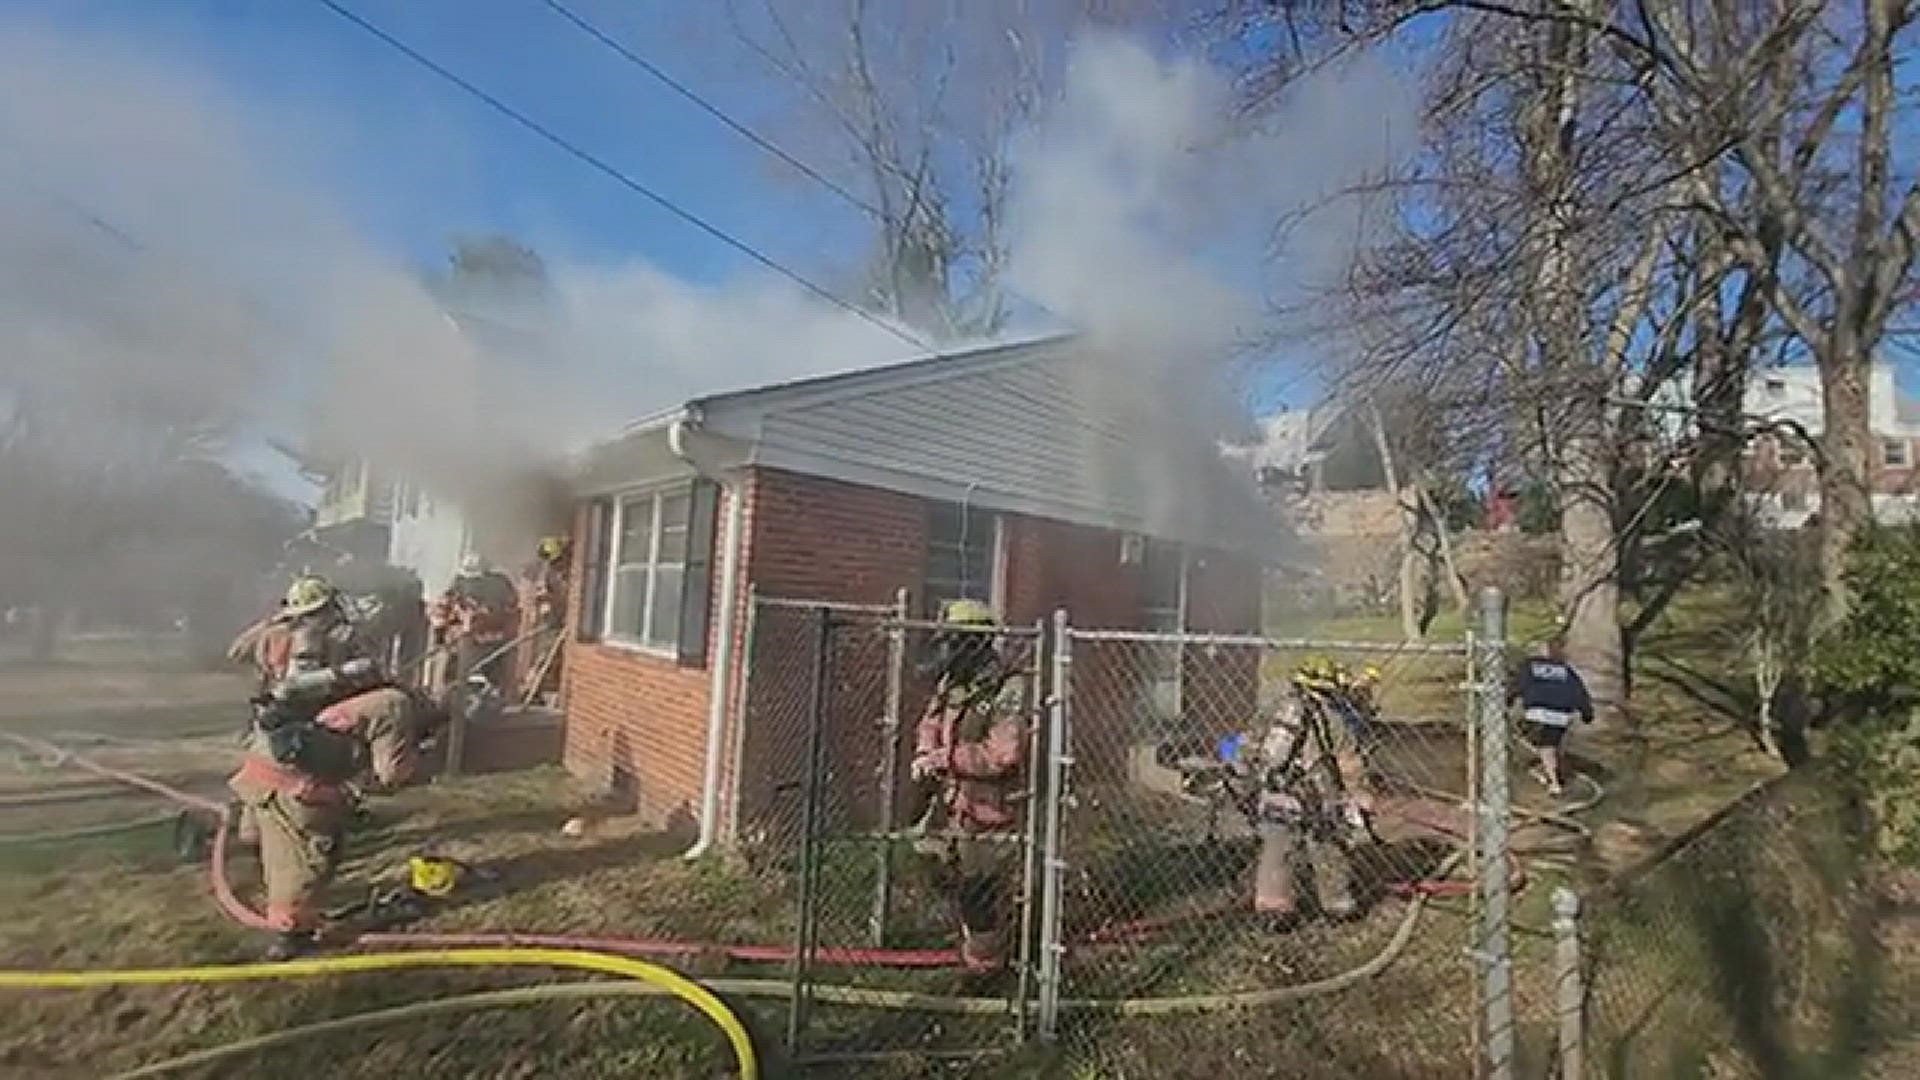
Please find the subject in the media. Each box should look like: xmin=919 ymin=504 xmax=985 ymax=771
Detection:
xmin=7 ymin=0 xmax=869 ymax=285
xmin=9 ymin=0 xmax=1914 ymax=472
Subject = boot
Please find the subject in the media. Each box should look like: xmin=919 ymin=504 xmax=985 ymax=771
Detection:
xmin=264 ymin=930 xmax=316 ymax=962
xmin=959 ymin=926 xmax=1003 ymax=973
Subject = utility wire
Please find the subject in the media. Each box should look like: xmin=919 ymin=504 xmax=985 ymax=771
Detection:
xmin=312 ymin=0 xmax=925 ymax=355
xmin=535 ymin=0 xmax=887 ymax=227
xmin=313 ymin=1 xmax=1158 ymax=457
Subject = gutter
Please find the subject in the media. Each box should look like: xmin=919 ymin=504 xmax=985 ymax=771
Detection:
xmin=667 ymin=410 xmax=746 ymax=860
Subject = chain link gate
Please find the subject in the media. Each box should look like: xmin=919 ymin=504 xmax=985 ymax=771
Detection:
xmin=1036 ymin=602 xmax=1506 ymax=1077
xmin=733 ymin=591 xmax=1509 ymax=1074
xmin=738 ymin=595 xmax=1045 ymax=1069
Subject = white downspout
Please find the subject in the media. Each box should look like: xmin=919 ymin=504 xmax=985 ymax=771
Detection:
xmin=683 ymin=480 xmax=744 ymax=859
xmin=668 ymin=412 xmax=747 ymax=859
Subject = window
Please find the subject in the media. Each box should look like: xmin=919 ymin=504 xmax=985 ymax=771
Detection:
xmin=1140 ymin=540 xmax=1186 ymax=725
xmin=606 ymin=487 xmax=690 ymax=651
xmin=1885 ymin=439 xmax=1911 ymax=468
xmin=1765 ymin=377 xmax=1787 ymax=397
xmin=576 ymin=499 xmax=613 ymax=642
xmin=925 ymin=501 xmax=997 ymax=618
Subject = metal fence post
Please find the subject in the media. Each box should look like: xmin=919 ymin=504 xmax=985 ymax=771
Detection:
xmin=1036 ymin=608 xmax=1072 ymax=1040
xmin=1552 ymin=887 xmax=1585 ymax=1080
xmin=785 ymin=605 xmax=833 ymax=1056
xmin=1014 ymin=615 xmax=1048 ymax=1039
xmin=868 ymin=586 xmax=911 ymax=947
xmin=1472 ymin=587 xmax=1512 ymax=1079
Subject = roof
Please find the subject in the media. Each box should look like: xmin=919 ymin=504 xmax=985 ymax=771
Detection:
xmin=575 ymin=335 xmax=1285 ymax=558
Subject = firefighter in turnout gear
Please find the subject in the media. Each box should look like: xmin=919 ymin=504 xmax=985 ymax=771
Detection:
xmin=430 ymin=553 xmax=520 ymax=699
xmin=909 ymin=598 xmax=1031 ymax=972
xmin=1245 ymin=687 xmax=1366 ymax=923
xmin=229 ymin=574 xmax=429 ymax=959
xmin=517 ymin=536 xmax=571 ymax=705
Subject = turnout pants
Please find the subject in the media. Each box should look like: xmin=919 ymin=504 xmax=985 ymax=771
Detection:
xmin=1253 ymin=819 xmax=1357 ymax=919
xmin=227 ymin=780 xmax=348 ymax=932
xmin=919 ymin=830 xmax=1021 ymax=966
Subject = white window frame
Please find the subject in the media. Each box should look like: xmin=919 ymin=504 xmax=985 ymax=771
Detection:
xmin=924 ymin=501 xmax=1000 ymax=618
xmin=1884 ymin=438 xmax=1910 ymax=468
xmin=602 ymin=483 xmax=692 ymax=655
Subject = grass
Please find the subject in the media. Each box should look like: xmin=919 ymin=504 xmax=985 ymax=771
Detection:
xmin=0 ymin=588 xmax=1863 ymax=1077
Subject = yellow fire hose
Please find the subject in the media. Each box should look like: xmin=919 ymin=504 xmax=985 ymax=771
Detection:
xmin=0 ymin=947 xmax=758 ymax=1080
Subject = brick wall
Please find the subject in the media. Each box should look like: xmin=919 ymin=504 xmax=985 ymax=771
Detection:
xmin=559 ymin=487 xmax=745 ymax=831
xmin=1182 ymin=549 xmax=1263 ymax=736
xmin=559 ymin=465 xmax=1265 ymax=839
xmin=731 ymin=469 xmax=926 ymax=840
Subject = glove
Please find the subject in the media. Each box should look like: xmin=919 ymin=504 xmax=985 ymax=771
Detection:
xmin=909 ymin=749 xmax=950 ymax=782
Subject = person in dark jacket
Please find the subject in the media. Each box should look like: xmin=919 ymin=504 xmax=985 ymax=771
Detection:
xmin=1509 ymin=636 xmax=1593 ymax=796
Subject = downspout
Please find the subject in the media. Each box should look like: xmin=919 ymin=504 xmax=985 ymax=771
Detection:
xmin=669 ymin=413 xmax=747 ymax=859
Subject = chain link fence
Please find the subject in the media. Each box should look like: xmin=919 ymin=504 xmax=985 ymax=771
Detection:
xmin=728 ymin=592 xmax=1528 ymax=1075
xmin=1540 ymin=771 xmax=1893 ymax=1080
xmin=1039 ymin=616 xmax=1496 ymax=1077
xmin=735 ymin=597 xmax=1047 ymax=1069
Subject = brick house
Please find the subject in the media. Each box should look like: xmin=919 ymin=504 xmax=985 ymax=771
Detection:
xmin=1740 ymin=363 xmax=1920 ymax=527
xmin=558 ymin=335 xmax=1279 ymax=845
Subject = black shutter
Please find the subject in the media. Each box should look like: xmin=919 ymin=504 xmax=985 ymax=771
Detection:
xmin=677 ymin=479 xmax=721 ymax=667
xmin=576 ymin=499 xmax=614 ymax=642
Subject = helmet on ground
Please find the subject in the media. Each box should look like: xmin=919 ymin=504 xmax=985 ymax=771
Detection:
xmin=408 ymin=854 xmax=463 ymax=898
xmin=459 ymin=553 xmax=485 ymax=577
xmin=281 ymin=575 xmax=340 ymax=618
xmin=939 ymin=598 xmax=995 ymax=627
xmin=537 ymin=536 xmax=567 ymax=561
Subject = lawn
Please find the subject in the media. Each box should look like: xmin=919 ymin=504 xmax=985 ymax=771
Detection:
xmin=0 ymin=590 xmax=1811 ymax=1077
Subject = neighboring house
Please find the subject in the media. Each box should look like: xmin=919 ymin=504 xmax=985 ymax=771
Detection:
xmin=561 ymin=335 xmax=1280 ymax=842
xmin=306 ymin=457 xmax=397 ymax=566
xmin=306 ymin=305 xmax=557 ymax=594
xmin=1741 ymin=363 xmax=1920 ymax=527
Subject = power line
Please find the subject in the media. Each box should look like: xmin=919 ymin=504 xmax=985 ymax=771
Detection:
xmin=535 ymin=0 xmax=887 ymax=227
xmin=311 ymin=0 xmax=927 ymax=355
xmin=312 ymin=2 xmax=1195 ymax=461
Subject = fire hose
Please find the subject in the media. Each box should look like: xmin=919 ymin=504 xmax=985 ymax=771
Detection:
xmin=0 ymin=727 xmax=1601 ymax=1041
xmin=0 ymin=948 xmax=758 ymax=1080
xmin=0 ymin=728 xmax=1588 ymax=963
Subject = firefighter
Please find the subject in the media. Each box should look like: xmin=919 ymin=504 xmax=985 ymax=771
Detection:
xmin=1290 ymin=656 xmax=1383 ymax=799
xmin=229 ymin=574 xmax=429 ymax=959
xmin=524 ymin=536 xmax=571 ymax=630
xmin=517 ymin=536 xmax=571 ymax=706
xmin=909 ymin=599 xmax=1031 ymax=972
xmin=430 ymin=553 xmax=520 ymax=699
xmin=1510 ymin=635 xmax=1593 ymax=796
xmin=1247 ymin=685 xmax=1365 ymax=924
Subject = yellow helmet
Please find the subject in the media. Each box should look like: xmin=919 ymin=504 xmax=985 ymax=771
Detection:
xmin=408 ymin=854 xmax=463 ymax=898
xmin=1292 ymin=655 xmax=1338 ymax=689
xmin=939 ymin=598 xmax=996 ymax=627
xmin=537 ymin=536 xmax=567 ymax=561
xmin=281 ymin=575 xmax=339 ymax=618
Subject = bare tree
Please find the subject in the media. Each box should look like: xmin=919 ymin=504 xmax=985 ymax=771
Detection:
xmin=718 ymin=0 xmax=1205 ymax=337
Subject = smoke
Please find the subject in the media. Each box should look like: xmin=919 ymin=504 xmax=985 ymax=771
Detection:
xmin=1003 ymin=34 xmax=1417 ymax=536
xmin=0 ymin=18 xmax=1412 ymax=619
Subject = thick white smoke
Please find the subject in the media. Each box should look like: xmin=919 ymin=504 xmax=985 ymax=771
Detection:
xmin=0 ymin=19 xmax=1414 ymax=604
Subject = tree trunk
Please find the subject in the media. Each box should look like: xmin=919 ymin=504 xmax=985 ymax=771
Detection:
xmin=1417 ymin=482 xmax=1472 ymax=613
xmin=1556 ymin=422 xmax=1626 ymax=721
xmin=1815 ymin=348 xmax=1873 ymax=631
xmin=1367 ymin=404 xmax=1424 ymax=640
